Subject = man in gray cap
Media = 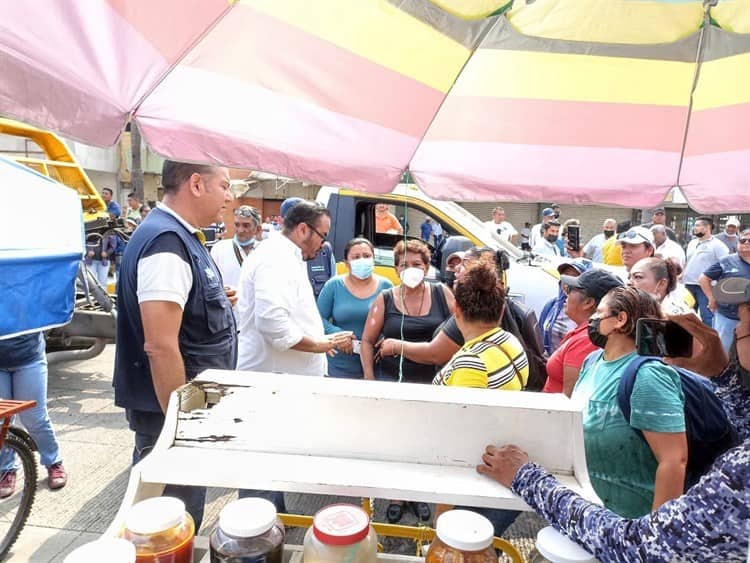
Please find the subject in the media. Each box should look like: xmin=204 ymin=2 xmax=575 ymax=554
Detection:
xmin=641 ymin=207 xmax=677 ymax=242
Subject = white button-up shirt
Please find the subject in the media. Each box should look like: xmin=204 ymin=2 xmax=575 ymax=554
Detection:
xmin=237 ymin=233 xmax=325 ymax=375
xmin=655 ymin=239 xmax=686 ymax=269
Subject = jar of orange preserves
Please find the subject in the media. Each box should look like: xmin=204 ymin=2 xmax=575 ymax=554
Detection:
xmin=426 ymin=510 xmax=497 ymax=563
xmin=120 ymin=497 xmax=195 ymax=563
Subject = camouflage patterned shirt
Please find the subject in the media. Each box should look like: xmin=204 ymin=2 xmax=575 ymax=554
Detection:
xmin=511 ymin=364 xmax=750 ymax=562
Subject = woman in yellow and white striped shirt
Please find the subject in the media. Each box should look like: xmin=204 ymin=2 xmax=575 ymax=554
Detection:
xmin=433 ymin=260 xmax=528 ymax=390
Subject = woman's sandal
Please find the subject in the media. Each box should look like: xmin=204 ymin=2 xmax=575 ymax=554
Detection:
xmin=386 ymin=502 xmax=404 ymax=523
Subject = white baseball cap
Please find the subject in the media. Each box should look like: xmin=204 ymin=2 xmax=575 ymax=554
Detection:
xmin=616 ymin=226 xmax=654 ymax=246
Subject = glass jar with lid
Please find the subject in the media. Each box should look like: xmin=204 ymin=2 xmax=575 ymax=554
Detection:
xmin=120 ymin=496 xmax=194 ymax=563
xmin=425 ymin=510 xmax=497 ymax=563
xmin=210 ymin=497 xmax=285 ymax=562
xmin=64 ymin=538 xmax=136 ymax=563
xmin=303 ymin=503 xmax=377 ymax=563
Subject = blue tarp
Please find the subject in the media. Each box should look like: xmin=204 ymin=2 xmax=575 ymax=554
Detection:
xmin=0 ymin=156 xmax=84 ymax=339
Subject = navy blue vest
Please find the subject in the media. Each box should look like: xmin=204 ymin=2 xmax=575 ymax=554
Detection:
xmin=113 ymin=208 xmax=237 ymax=416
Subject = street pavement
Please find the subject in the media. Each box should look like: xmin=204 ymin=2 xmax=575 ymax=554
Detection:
xmin=7 ymin=345 xmax=543 ymax=561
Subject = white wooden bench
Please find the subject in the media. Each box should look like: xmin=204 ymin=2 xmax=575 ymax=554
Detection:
xmin=107 ymin=370 xmax=600 ymax=558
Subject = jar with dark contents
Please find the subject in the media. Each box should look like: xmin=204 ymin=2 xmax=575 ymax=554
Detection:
xmin=425 ymin=510 xmax=497 ymax=563
xmin=120 ymin=497 xmax=194 ymax=563
xmin=210 ymin=498 xmax=285 ymax=562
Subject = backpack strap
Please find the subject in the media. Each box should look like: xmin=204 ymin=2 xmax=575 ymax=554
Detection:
xmin=579 ymin=349 xmax=605 ymax=376
xmin=490 ymin=335 xmax=526 ymax=389
xmin=616 ymin=355 xmax=662 ymax=440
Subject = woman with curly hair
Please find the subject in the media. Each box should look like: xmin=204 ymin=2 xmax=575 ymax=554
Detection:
xmin=433 ymin=260 xmax=528 ymax=390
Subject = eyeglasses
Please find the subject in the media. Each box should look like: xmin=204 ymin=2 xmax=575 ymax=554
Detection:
xmin=306 ymin=223 xmax=328 ymax=242
xmin=739 ymin=238 xmax=750 ymax=245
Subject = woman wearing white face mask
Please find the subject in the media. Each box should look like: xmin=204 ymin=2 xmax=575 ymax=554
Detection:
xmin=316 ymin=238 xmax=393 ymax=379
xmin=361 ymin=239 xmax=455 ymax=525
xmin=361 ymin=239 xmax=455 ymax=384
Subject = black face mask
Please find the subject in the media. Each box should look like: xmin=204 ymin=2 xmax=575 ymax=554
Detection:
xmin=444 ymin=270 xmax=456 ymax=289
xmin=545 ymin=234 xmax=558 ymax=243
xmin=553 ymin=212 xmax=560 ymax=219
xmin=603 ymin=229 xmax=616 ymax=239
xmin=587 ymin=315 xmax=614 ymax=348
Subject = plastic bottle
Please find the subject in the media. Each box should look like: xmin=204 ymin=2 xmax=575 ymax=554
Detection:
xmin=120 ymin=497 xmax=195 ymax=563
xmin=303 ymin=504 xmax=377 ymax=562
xmin=209 ymin=497 xmax=285 ymax=562
xmin=529 ymin=527 xmax=598 ymax=563
xmin=425 ymin=510 xmax=497 ymax=563
xmin=63 ymin=537 xmax=136 ymax=563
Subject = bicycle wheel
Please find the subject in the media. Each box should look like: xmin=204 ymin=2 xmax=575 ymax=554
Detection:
xmin=0 ymin=432 xmax=37 ymax=559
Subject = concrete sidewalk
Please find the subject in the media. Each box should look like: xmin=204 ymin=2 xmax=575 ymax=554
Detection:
xmin=7 ymin=345 xmax=543 ymax=561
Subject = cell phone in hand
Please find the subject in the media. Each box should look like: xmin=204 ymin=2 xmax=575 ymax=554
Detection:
xmin=636 ymin=318 xmax=693 ymax=358
xmin=567 ymin=224 xmax=581 ymax=252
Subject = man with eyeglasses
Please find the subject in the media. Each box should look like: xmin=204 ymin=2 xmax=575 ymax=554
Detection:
xmin=210 ymin=205 xmax=262 ymax=309
xmin=237 ymin=200 xmax=351 ymax=377
xmin=698 ymin=228 xmax=750 ymax=350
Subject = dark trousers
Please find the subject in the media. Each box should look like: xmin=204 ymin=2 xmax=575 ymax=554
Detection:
xmin=133 ymin=431 xmax=206 ymax=531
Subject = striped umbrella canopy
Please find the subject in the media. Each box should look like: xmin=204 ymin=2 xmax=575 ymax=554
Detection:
xmin=0 ymin=0 xmax=747 ymax=212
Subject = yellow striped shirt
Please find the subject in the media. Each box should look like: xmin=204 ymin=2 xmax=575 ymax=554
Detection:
xmin=433 ymin=327 xmax=528 ymax=390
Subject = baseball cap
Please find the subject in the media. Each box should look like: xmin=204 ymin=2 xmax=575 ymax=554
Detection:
xmin=280 ymin=197 xmax=304 ymax=218
xmin=446 ymin=251 xmax=466 ymax=267
xmin=557 ymin=258 xmax=593 ymax=276
xmin=651 ymin=207 xmax=666 ymax=215
xmin=726 ymin=217 xmax=741 ymax=228
xmin=650 ymin=224 xmax=666 ymax=233
xmin=542 ymin=207 xmax=555 ymax=217
xmin=616 ymin=226 xmax=654 ymax=246
xmin=560 ymin=268 xmax=624 ymax=303
xmin=712 ymin=277 xmax=750 ymax=305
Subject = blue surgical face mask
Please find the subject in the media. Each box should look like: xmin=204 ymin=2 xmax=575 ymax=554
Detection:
xmin=349 ymin=257 xmax=374 ymax=280
xmin=234 ymin=235 xmax=255 ymax=248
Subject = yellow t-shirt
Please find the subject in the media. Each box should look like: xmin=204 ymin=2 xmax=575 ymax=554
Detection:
xmin=602 ymin=237 xmax=623 ymax=266
xmin=433 ymin=327 xmax=528 ymax=390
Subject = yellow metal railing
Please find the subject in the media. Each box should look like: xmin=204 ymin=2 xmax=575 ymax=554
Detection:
xmin=276 ymin=499 xmax=523 ymax=562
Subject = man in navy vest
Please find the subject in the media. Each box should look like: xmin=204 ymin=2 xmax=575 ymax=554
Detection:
xmin=114 ymin=160 xmax=236 ymax=530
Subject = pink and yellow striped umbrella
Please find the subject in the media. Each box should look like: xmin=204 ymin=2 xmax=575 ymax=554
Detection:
xmin=0 ymin=0 xmax=747 ymax=211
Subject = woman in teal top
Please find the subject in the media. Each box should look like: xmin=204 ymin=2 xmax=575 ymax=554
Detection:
xmin=317 ymin=238 xmax=392 ymax=378
xmin=573 ymin=286 xmax=687 ymax=518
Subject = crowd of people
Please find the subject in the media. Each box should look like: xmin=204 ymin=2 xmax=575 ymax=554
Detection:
xmin=5 ymin=158 xmax=747 ymax=560
xmin=108 ymin=163 xmax=746 ymax=558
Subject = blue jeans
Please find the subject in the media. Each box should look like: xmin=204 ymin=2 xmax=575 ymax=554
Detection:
xmin=686 ymin=284 xmax=713 ymax=327
xmin=713 ymin=311 xmax=739 ymax=352
xmin=0 ymin=354 xmax=61 ymax=470
xmin=133 ymin=431 xmax=206 ymax=531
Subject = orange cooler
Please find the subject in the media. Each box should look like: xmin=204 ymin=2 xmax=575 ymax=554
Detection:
xmin=121 ymin=497 xmax=195 ymax=563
